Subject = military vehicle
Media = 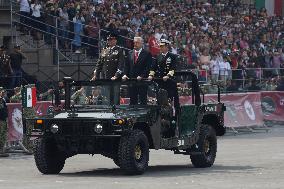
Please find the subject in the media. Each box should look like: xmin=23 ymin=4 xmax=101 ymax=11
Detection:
xmin=25 ymin=72 xmax=226 ymax=175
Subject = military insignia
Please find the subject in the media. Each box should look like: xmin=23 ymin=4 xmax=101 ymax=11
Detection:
xmin=113 ymin=50 xmax=119 ymax=55
xmin=101 ymin=48 xmax=109 ymax=57
xmin=166 ymin=57 xmax=171 ymax=64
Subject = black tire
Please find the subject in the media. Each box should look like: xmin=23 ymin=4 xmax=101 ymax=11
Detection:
xmin=118 ymin=130 xmax=149 ymax=175
xmin=190 ymin=124 xmax=217 ymax=168
xmin=34 ymin=138 xmax=66 ymax=174
xmin=113 ymin=158 xmax=120 ymax=167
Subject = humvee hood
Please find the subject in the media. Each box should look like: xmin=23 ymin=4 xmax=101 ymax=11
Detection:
xmin=53 ymin=108 xmax=150 ymax=119
xmin=54 ymin=112 xmax=116 ymax=119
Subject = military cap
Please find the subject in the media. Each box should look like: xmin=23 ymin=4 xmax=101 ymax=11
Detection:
xmin=159 ymin=39 xmax=171 ymax=46
xmin=0 ymin=87 xmax=5 ymax=92
xmin=107 ymin=33 xmax=118 ymax=40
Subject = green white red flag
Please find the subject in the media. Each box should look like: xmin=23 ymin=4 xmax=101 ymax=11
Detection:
xmin=22 ymin=86 xmax=37 ymax=108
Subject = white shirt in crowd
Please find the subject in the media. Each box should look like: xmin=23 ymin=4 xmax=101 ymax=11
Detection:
xmin=219 ymin=61 xmax=231 ymax=76
xmin=31 ymin=4 xmax=42 ymax=18
xmin=18 ymin=0 xmax=30 ymax=13
xmin=155 ymin=32 xmax=162 ymax=42
xmin=210 ymin=59 xmax=220 ymax=75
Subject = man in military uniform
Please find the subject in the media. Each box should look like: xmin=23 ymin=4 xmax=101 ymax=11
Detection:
xmin=71 ymin=86 xmax=86 ymax=105
xmin=0 ymin=87 xmax=9 ymax=157
xmin=91 ymin=33 xmax=125 ymax=80
xmin=148 ymin=39 xmax=180 ymax=113
xmin=10 ymin=86 xmax=22 ymax=103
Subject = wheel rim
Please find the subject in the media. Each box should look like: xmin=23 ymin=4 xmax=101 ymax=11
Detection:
xmin=204 ymin=138 xmax=210 ymax=154
xmin=134 ymin=145 xmax=142 ymax=160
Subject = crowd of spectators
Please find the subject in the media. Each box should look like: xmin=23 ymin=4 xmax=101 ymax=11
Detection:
xmin=12 ymin=0 xmax=284 ymax=93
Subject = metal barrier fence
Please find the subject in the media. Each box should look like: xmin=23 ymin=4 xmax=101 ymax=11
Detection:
xmin=0 ymin=0 xmax=9 ymax=8
xmin=1 ymin=67 xmax=283 ymax=97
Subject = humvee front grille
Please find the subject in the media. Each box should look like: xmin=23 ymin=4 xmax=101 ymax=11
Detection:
xmin=49 ymin=120 xmax=111 ymax=136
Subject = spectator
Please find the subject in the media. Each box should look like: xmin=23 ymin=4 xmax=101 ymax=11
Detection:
xmin=31 ymin=0 xmax=43 ymax=40
xmin=275 ymin=77 xmax=284 ymax=91
xmin=18 ymin=0 xmax=31 ymax=32
xmin=210 ymin=53 xmax=220 ymax=84
xmin=9 ymin=45 xmax=27 ymax=89
xmin=58 ymin=6 xmax=70 ymax=49
xmin=247 ymin=79 xmax=261 ymax=92
xmin=72 ymin=12 xmax=85 ymax=53
xmin=0 ymin=46 xmax=12 ymax=90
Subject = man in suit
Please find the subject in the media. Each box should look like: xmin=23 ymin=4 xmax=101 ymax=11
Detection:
xmin=122 ymin=37 xmax=152 ymax=105
xmin=148 ymin=39 xmax=179 ymax=112
xmin=91 ymin=33 xmax=125 ymax=80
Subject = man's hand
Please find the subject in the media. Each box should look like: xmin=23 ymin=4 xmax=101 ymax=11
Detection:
xmin=163 ymin=76 xmax=169 ymax=81
xmin=137 ymin=76 xmax=142 ymax=81
xmin=111 ymin=76 xmax=117 ymax=80
xmin=122 ymin=75 xmax=129 ymax=81
xmin=148 ymin=76 xmax=153 ymax=81
xmin=91 ymin=71 xmax=96 ymax=81
xmin=91 ymin=75 xmax=96 ymax=81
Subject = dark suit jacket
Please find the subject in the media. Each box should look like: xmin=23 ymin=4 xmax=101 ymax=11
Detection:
xmin=124 ymin=49 xmax=152 ymax=78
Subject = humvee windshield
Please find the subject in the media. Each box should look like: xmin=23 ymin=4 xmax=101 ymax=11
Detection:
xmin=69 ymin=82 xmax=158 ymax=106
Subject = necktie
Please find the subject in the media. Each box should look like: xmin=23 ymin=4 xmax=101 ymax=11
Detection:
xmin=134 ymin=50 xmax=139 ymax=64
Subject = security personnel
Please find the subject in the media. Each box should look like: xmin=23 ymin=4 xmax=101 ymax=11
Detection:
xmin=148 ymin=39 xmax=180 ymax=112
xmin=122 ymin=36 xmax=152 ymax=105
xmin=10 ymin=86 xmax=22 ymax=103
xmin=91 ymin=33 xmax=125 ymax=80
xmin=0 ymin=87 xmax=9 ymax=157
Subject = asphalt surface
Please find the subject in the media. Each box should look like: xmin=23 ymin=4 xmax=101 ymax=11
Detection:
xmin=0 ymin=126 xmax=284 ymax=189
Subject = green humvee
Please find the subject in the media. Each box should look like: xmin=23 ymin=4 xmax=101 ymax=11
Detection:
xmin=26 ymin=72 xmax=226 ymax=175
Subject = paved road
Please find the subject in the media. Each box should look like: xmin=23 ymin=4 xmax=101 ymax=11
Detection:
xmin=0 ymin=126 xmax=284 ymax=189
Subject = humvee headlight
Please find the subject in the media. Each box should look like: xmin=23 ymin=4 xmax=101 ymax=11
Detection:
xmin=113 ymin=119 xmax=125 ymax=125
xmin=50 ymin=124 xmax=59 ymax=134
xmin=94 ymin=124 xmax=103 ymax=133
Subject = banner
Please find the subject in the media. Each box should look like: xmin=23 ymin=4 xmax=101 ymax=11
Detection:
xmin=7 ymin=101 xmax=52 ymax=142
xmin=7 ymin=103 xmax=23 ymax=142
xmin=261 ymin=91 xmax=284 ymax=122
xmin=209 ymin=93 xmax=264 ymax=128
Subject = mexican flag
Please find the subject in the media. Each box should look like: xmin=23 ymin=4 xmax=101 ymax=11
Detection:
xmin=255 ymin=0 xmax=284 ymax=16
xmin=22 ymin=86 xmax=37 ymax=108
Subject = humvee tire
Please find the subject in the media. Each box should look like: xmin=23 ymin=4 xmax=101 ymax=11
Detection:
xmin=34 ymin=138 xmax=66 ymax=174
xmin=118 ymin=130 xmax=149 ymax=175
xmin=190 ymin=124 xmax=217 ymax=168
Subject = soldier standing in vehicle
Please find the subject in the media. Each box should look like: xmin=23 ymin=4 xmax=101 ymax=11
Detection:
xmin=0 ymin=87 xmax=9 ymax=157
xmin=91 ymin=33 xmax=125 ymax=80
xmin=148 ymin=39 xmax=180 ymax=112
xmin=122 ymin=37 xmax=152 ymax=105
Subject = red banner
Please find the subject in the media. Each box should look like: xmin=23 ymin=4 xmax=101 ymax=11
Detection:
xmin=261 ymin=91 xmax=284 ymax=122
xmin=180 ymin=93 xmax=264 ymax=128
xmin=211 ymin=93 xmax=264 ymax=128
